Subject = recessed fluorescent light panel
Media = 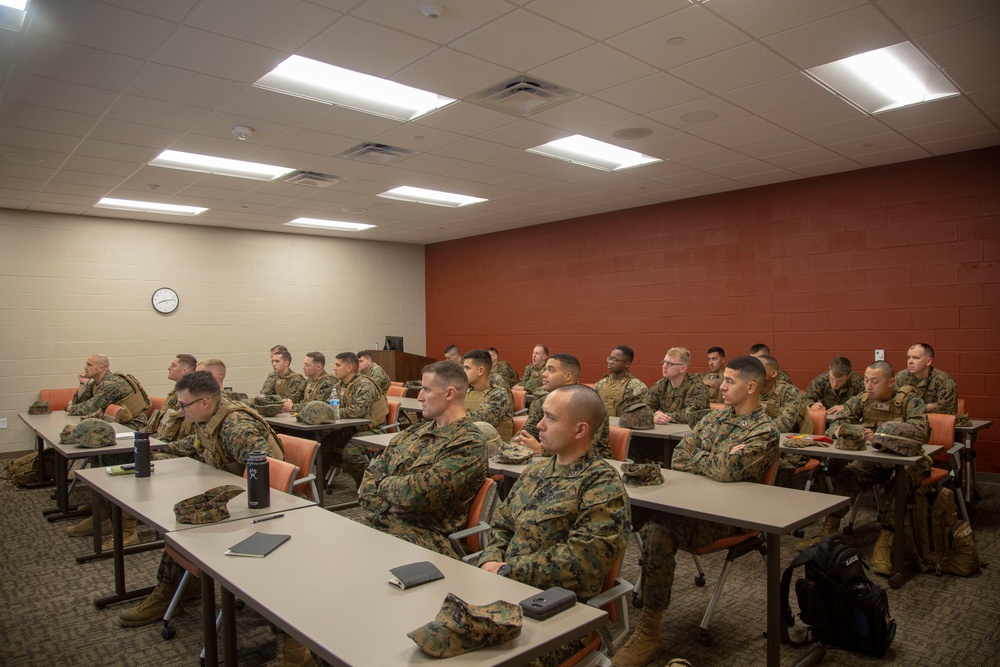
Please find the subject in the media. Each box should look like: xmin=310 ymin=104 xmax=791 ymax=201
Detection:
xmin=285 ymin=218 xmax=375 ymax=232
xmin=0 ymin=0 xmax=27 ymax=31
xmin=254 ymin=56 xmax=455 ymax=122
xmin=527 ymin=135 xmax=662 ymax=172
xmin=377 ymin=186 xmax=487 ymax=208
xmin=95 ymin=198 xmax=207 ymax=216
xmin=149 ymin=150 xmax=294 ymax=181
xmin=806 ymin=42 xmax=959 ymax=114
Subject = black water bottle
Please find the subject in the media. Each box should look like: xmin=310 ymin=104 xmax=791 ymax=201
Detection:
xmin=246 ymin=452 xmax=270 ymax=509
xmin=134 ymin=432 xmax=151 ymax=478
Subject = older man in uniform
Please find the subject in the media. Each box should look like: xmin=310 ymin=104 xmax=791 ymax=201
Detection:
xmin=698 ymin=346 xmax=727 ymax=404
xmin=283 ymin=351 xmax=335 ymax=413
xmin=462 ymin=349 xmax=514 ymax=440
xmin=487 ymin=347 xmax=520 ymax=391
xmin=799 ymin=361 xmax=929 ymax=573
xmin=894 ymin=343 xmax=958 ymax=414
xmin=358 ymin=350 xmax=392 ymax=394
xmin=594 ymin=345 xmax=649 ymax=418
xmin=480 ymin=385 xmax=630 ymax=666
xmin=613 ymin=356 xmax=779 ymax=667
xmin=118 ymin=371 xmax=284 ymax=627
xmin=443 ymin=344 xmax=462 ymax=363
xmin=514 ymin=344 xmax=549 ymax=394
xmin=805 ymin=356 xmax=864 ymax=416
xmin=513 ymin=353 xmax=613 ymax=459
xmin=329 ymin=352 xmax=389 ymax=488
xmin=259 ymin=348 xmax=306 ymax=404
xmin=66 ymin=353 xmax=148 ymax=430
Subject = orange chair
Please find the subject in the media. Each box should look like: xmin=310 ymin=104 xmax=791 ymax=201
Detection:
xmin=145 ymin=396 xmax=166 ymax=419
xmin=380 ymin=401 xmax=401 ymax=434
xmin=927 ymin=412 xmax=957 ymax=465
xmin=709 ymin=402 xmax=726 ymax=411
xmin=448 ymin=478 xmax=500 ymax=562
xmin=512 ymin=388 xmax=527 ymax=416
xmin=390 ymin=381 xmax=404 ymax=387
xmin=40 ymin=388 xmax=77 ymax=411
xmin=608 ymin=426 xmax=631 ymax=462
xmin=789 ymin=408 xmax=834 ymax=500
xmin=512 ymin=415 xmax=528 ymax=435
xmin=104 ymin=404 xmax=124 ymax=422
xmin=557 ymin=555 xmax=634 ymax=665
xmin=958 ymin=398 xmax=966 ymax=415
xmin=277 ymin=434 xmax=320 ymax=502
xmin=386 ymin=385 xmax=406 ymax=398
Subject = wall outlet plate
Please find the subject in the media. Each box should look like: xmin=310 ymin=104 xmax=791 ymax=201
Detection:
xmin=0 ymin=418 xmax=7 ymax=429
xmin=875 ymin=349 xmax=885 ymax=361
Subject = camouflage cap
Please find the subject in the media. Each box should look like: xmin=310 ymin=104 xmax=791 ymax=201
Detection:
xmin=872 ymin=421 xmax=924 ymax=457
xmin=60 ymin=418 xmax=116 ymax=448
xmin=474 ymin=421 xmax=503 ymax=458
xmin=408 ymin=593 xmax=522 ymax=658
xmin=493 ymin=442 xmax=535 ymax=465
xmin=621 ymin=462 xmax=664 ymax=486
xmin=173 ymin=485 xmax=245 ymax=524
xmin=833 ymin=422 xmax=867 ymax=451
xmin=28 ymin=400 xmax=51 ymax=415
xmin=618 ymin=402 xmax=654 ymax=430
xmin=253 ymin=394 xmax=285 ymax=417
xmin=296 ymin=401 xmax=338 ymax=425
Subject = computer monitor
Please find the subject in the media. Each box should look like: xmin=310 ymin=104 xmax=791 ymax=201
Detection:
xmin=384 ymin=336 xmax=404 ymax=352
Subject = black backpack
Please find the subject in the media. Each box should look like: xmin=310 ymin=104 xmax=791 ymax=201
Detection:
xmin=781 ymin=533 xmax=896 ymax=658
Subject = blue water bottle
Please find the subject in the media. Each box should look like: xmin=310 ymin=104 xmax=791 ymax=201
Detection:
xmin=329 ymin=388 xmax=341 ymax=421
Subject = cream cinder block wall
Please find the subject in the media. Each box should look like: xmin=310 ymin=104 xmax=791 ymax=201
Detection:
xmin=0 ymin=209 xmax=426 ymax=456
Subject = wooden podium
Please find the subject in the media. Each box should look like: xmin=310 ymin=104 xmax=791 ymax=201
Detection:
xmin=366 ymin=350 xmax=436 ymax=383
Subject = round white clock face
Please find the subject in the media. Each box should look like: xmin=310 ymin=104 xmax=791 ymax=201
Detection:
xmin=152 ymin=287 xmax=179 ymax=314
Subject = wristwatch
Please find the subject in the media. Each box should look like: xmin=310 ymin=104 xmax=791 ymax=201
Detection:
xmin=497 ymin=563 xmax=511 ymax=577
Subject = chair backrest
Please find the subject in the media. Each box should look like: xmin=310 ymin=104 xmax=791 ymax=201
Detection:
xmin=40 ymin=388 xmax=77 ymax=412
xmin=709 ymin=402 xmax=726 ymax=411
xmin=104 ymin=403 xmax=124 ymax=422
xmin=463 ymin=478 xmax=498 ymax=553
xmin=927 ymin=413 xmax=957 ymax=462
xmin=243 ymin=456 xmax=299 ymax=494
xmin=761 ymin=457 xmax=781 ymax=486
xmin=384 ymin=401 xmax=401 ymax=433
xmin=957 ymin=398 xmax=965 ymax=415
xmin=390 ymin=381 xmax=404 ymax=387
xmin=809 ymin=407 xmax=827 ymax=436
xmin=276 ymin=434 xmax=320 ymax=501
xmin=512 ymin=414 xmax=528 ymax=435
xmin=511 ymin=388 xmax=527 ymax=414
xmin=386 ymin=385 xmax=406 ymax=397
xmin=145 ymin=396 xmax=166 ymax=419
xmin=608 ymin=426 xmax=631 ymax=462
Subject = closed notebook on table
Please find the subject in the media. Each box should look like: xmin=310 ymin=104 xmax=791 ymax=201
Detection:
xmin=225 ymin=532 xmax=291 ymax=558
xmin=388 ymin=561 xmax=444 ymax=590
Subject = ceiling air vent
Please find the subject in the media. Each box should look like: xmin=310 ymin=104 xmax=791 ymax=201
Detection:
xmin=281 ymin=170 xmax=340 ymax=188
xmin=334 ymin=142 xmax=420 ymax=165
xmin=468 ymin=76 xmax=580 ymax=116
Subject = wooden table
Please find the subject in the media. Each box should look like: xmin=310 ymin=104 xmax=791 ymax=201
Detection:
xmin=609 ymin=416 xmax=691 ymax=466
xmin=166 ymin=505 xmax=608 ymax=667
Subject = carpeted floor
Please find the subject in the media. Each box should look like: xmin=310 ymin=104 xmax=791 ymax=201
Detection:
xmin=0 ymin=462 xmax=997 ymax=667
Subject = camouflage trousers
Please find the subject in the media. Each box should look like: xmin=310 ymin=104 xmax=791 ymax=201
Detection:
xmin=829 ymin=458 xmax=931 ymax=530
xmin=528 ymin=636 xmax=588 ymax=666
xmin=338 ymin=428 xmax=381 ymax=487
xmin=156 ymin=551 xmax=184 ymax=586
xmin=632 ymin=507 xmax=737 ymax=612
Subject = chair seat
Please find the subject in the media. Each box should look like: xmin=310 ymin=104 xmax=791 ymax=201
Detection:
xmin=921 ymin=467 xmax=949 ymax=487
xmin=792 ymin=457 xmax=821 ymax=476
xmin=688 ymin=530 xmax=757 ymax=555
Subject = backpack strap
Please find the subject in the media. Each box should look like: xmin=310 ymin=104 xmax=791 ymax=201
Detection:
xmin=780 ymin=548 xmax=818 ymax=648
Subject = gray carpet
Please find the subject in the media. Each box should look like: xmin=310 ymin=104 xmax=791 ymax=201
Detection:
xmin=1 ymin=463 xmax=998 ymax=667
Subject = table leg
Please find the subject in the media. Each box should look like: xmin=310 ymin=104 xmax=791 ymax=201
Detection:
xmin=221 ymin=586 xmax=238 ymax=667
xmin=93 ymin=500 xmax=153 ymax=607
xmin=888 ymin=465 xmax=907 ymax=590
xmin=766 ymin=533 xmax=780 ymax=667
xmin=202 ymin=572 xmax=219 ymax=667
xmin=43 ymin=451 xmax=88 ymax=521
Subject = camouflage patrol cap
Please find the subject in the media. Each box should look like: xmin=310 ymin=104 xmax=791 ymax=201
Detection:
xmin=872 ymin=421 xmax=924 ymax=457
xmin=493 ymin=442 xmax=535 ymax=465
xmin=621 ymin=462 xmax=664 ymax=486
xmin=618 ymin=402 xmax=654 ymax=430
xmin=408 ymin=593 xmax=522 ymax=658
xmin=252 ymin=394 xmax=285 ymax=417
xmin=28 ymin=400 xmax=51 ymax=415
xmin=833 ymin=423 xmax=867 ymax=451
xmin=474 ymin=422 xmax=503 ymax=458
xmin=173 ymin=484 xmax=245 ymax=524
xmin=60 ymin=418 xmax=116 ymax=448
xmin=296 ymin=401 xmax=338 ymax=425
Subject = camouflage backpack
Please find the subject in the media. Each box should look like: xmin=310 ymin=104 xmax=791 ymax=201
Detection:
xmin=3 ymin=448 xmax=56 ymax=487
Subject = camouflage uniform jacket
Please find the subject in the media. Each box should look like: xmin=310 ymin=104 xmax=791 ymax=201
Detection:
xmin=466 ymin=383 xmax=514 ymax=441
xmin=777 ymin=369 xmax=793 ymax=386
xmin=647 ymin=374 xmax=710 ymax=425
xmin=760 ymin=381 xmax=805 ymax=433
xmin=478 ymin=447 xmax=630 ymax=601
xmin=693 ymin=371 xmax=725 ymax=403
xmin=521 ymin=363 xmax=545 ymax=394
xmin=291 ymin=372 xmax=336 ymax=412
xmin=522 ymin=391 xmax=614 ymax=460
xmin=360 ymin=415 xmax=488 ymax=557
xmin=672 ymin=405 xmax=779 ymax=483
xmin=338 ymin=373 xmax=389 ymax=435
xmin=67 ymin=373 xmax=147 ymax=430
xmin=259 ymin=371 xmax=306 ymax=403
xmin=361 ymin=362 xmax=392 ymax=394
xmin=494 ymin=360 xmax=520 ymax=391
xmin=894 ymin=367 xmax=958 ymax=414
xmin=593 ymin=373 xmax=649 ymax=418
xmin=165 ymin=397 xmax=284 ymax=473
xmin=165 ymin=388 xmax=180 ymax=411
xmin=804 ymin=372 xmax=864 ymax=410
xmin=828 ymin=387 xmax=929 ymax=442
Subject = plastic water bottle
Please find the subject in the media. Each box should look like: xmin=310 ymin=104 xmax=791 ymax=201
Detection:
xmin=133 ymin=432 xmax=151 ymax=478
xmin=329 ymin=388 xmax=341 ymax=421
xmin=246 ymin=451 xmax=270 ymax=509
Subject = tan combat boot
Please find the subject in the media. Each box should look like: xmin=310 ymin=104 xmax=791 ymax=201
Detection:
xmin=101 ymin=512 xmax=140 ymax=551
xmin=119 ymin=579 xmax=179 ymax=627
xmin=66 ymin=513 xmax=112 ymax=537
xmin=265 ymin=634 xmax=316 ymax=667
xmin=796 ymin=516 xmax=840 ymax=550
xmin=871 ymin=529 xmax=893 ymax=576
xmin=611 ymin=607 xmax=663 ymax=667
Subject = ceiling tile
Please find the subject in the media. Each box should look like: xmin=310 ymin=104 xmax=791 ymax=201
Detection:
xmin=826 ymin=131 xmax=919 ymax=158
xmin=450 ymin=10 xmax=593 ymax=73
xmin=434 ymin=137 xmax=518 ymax=163
xmin=127 ymin=63 xmax=246 ymax=109
xmin=2 ymin=126 xmax=80 ymax=154
xmin=898 ymin=115 xmax=997 ymax=144
xmin=762 ymin=5 xmax=905 ymax=69
xmin=105 ymin=95 xmax=213 ymax=132
xmin=299 ymin=16 xmax=438 ymax=78
xmin=477 ymin=119 xmax=566 ymax=150
xmin=670 ymin=42 xmax=798 ymax=94
xmin=968 ymin=86 xmax=1000 ymax=113
xmin=530 ymin=44 xmax=658 ymax=95
xmin=0 ymin=101 xmax=99 ymax=137
xmin=153 ymin=27 xmax=284 ymax=84
xmin=730 ymin=132 xmax=818 ymax=158
xmin=707 ymin=0 xmax=868 ymax=38
xmin=852 ymin=145 xmax=933 ymax=166
xmin=649 ymin=95 xmax=752 ymax=132
xmin=798 ymin=116 xmax=892 ymax=144
xmin=690 ymin=116 xmax=787 ymax=145
xmin=16 ymin=34 xmax=144 ymax=90
xmin=877 ymin=0 xmax=1000 ymax=38
xmin=921 ymin=130 xmax=1000 ymax=156
xmin=75 ymin=139 xmax=160 ymax=163
xmin=916 ymin=14 xmax=1000 ymax=69
xmin=188 ymin=0 xmax=341 ymax=51
xmin=371 ymin=123 xmax=465 ymax=153
xmin=99 ymin=0 xmax=200 ymax=22
xmin=720 ymin=72 xmax=833 ymax=115
xmin=218 ymin=86 xmax=329 ymax=126
xmin=27 ymin=0 xmax=176 ymax=58
xmin=791 ymin=157 xmax=864 ymax=177
xmin=763 ymin=96 xmax=865 ymax=132
xmin=944 ymin=57 xmax=1000 ymax=94
xmin=89 ymin=118 xmax=185 ymax=149
xmin=528 ymin=0 xmax=688 ymax=40
xmin=527 ymin=96 xmax=635 ymax=134
xmin=301 ymin=105 xmax=401 ymax=141
xmin=671 ymin=147 xmax=749 ymax=171
xmin=395 ymin=49 xmax=515 ymax=99
xmin=351 ymin=0 xmax=513 ymax=44
xmin=766 ymin=145 xmax=847 ymax=169
xmin=877 ymin=95 xmax=983 ymax=130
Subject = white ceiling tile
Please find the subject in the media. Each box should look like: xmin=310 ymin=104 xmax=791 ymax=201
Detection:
xmin=188 ymin=0 xmax=341 ymax=51
xmin=790 ymin=157 xmax=864 ymax=177
xmin=351 ymin=0 xmax=513 ymax=44
xmin=944 ymin=57 xmax=1000 ymax=94
xmin=42 ymin=181 xmax=113 ymax=199
xmin=762 ymin=5 xmax=905 ymax=69
xmin=450 ymin=11 xmax=593 ymax=73
xmin=589 ymin=116 xmax=680 ymax=147
xmin=153 ymin=27 xmax=285 ymax=84
xmin=89 ymin=118 xmax=185 ymax=149
xmin=477 ymin=119 xmax=567 ymax=150
xmin=75 ymin=139 xmax=160 ymax=163
xmin=592 ymin=72 xmax=709 ymax=115
xmin=798 ymin=116 xmax=892 ymax=144
xmin=528 ymin=0 xmax=688 ymax=40
xmin=218 ymin=87 xmax=329 ymax=126
xmin=762 ymin=96 xmax=865 ymax=132
xmin=414 ymin=102 xmax=517 ymax=138
xmin=921 ymin=130 xmax=1000 ymax=156
xmin=127 ymin=63 xmax=247 ymax=109
xmin=879 ymin=0 xmax=1000 ymax=39
xmin=720 ymin=72 xmax=833 ymax=115
xmin=447 ymin=163 xmax=523 ymax=184
xmin=242 ymin=145 xmax=329 ymax=169
xmin=0 ymin=26 xmax=17 ymax=72
xmin=15 ymin=34 xmax=144 ymax=90
xmin=736 ymin=169 xmax=803 ymax=187
xmin=27 ymin=0 xmax=176 ymax=58
xmin=606 ymin=5 xmax=751 ymax=70
xmin=0 ymin=163 xmax=55 ymax=180
xmin=2 ymin=126 xmax=80 ymax=154
xmin=397 ymin=153 xmax=474 ymax=175
xmin=649 ymin=96 xmax=752 ymax=132
xmin=530 ymin=44 xmax=658 ymax=95
xmin=690 ymin=116 xmax=787 ymax=145
xmin=263 ymin=128 xmax=359 ymax=157
xmin=877 ymin=96 xmax=983 ymax=130
xmin=3 ymin=72 xmax=120 ymax=116
xmin=26 ymin=202 xmax=89 ymax=215
xmin=671 ymin=147 xmax=749 ymax=171
xmin=434 ymin=138 xmax=518 ymax=163
xmin=0 ymin=101 xmax=99 ymax=137
xmin=670 ymin=42 xmax=798 ymax=94
xmin=372 ymin=123 xmax=465 ymax=153
xmin=298 ymin=17 xmax=438 ymax=78
xmin=898 ymin=115 xmax=997 ymax=144
xmin=98 ymin=0 xmax=200 ymax=22
xmin=47 ymin=170 xmax=125 ymax=188
xmin=730 ymin=132 xmax=817 ymax=158
xmin=766 ymin=145 xmax=851 ymax=169
xmin=968 ymin=86 xmax=1000 ymax=113
xmin=637 ymin=132 xmax=720 ymax=159
xmin=105 ymin=95 xmax=213 ymax=132
xmin=189 ymin=113 xmax=295 ymax=150
xmin=826 ymin=131 xmax=919 ymax=158
xmin=394 ymin=49 xmax=516 ymax=99
xmin=852 ymin=145 xmax=934 ymax=166
xmin=707 ymin=0 xmax=868 ymax=38
xmin=528 ymin=96 xmax=635 ymax=134
xmin=301 ymin=105 xmax=402 ymax=141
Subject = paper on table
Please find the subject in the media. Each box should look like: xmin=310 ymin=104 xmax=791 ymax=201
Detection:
xmin=116 ymin=432 xmax=135 ymax=439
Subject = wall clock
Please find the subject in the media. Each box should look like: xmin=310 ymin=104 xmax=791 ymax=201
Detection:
xmin=152 ymin=287 xmax=179 ymax=314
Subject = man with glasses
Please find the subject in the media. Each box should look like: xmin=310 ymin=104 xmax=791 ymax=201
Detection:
xmin=594 ymin=345 xmax=649 ymax=417
xmin=119 ymin=371 xmax=284 ymax=628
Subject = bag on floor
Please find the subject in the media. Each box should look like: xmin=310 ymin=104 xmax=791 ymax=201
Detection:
xmin=3 ymin=448 xmax=56 ymax=487
xmin=781 ymin=533 xmax=896 ymax=657
xmin=911 ymin=485 xmax=984 ymax=576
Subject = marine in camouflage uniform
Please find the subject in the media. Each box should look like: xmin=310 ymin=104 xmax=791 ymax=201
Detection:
xmin=259 ymin=370 xmax=306 ymax=404
xmin=894 ymin=367 xmax=958 ymax=415
xmin=776 ymin=369 xmax=793 ymax=385
xmin=164 ymin=388 xmax=180 ymax=411
xmin=290 ymin=371 xmax=336 ymax=412
xmin=68 ymin=372 xmax=148 ymax=431
xmin=479 ymin=446 xmax=630 ymax=665
xmin=361 ymin=361 xmax=392 ymax=394
xmin=359 ymin=415 xmax=488 ymax=557
xmin=694 ymin=370 xmax=725 ymax=404
xmin=647 ymin=374 xmax=709 ymax=425
xmin=335 ymin=373 xmax=390 ymax=485
xmin=760 ymin=381 xmax=806 ymax=433
xmin=520 ymin=363 xmax=546 ymax=394
xmin=494 ymin=359 xmax=520 ymax=392
xmin=466 ymin=382 xmax=514 ymax=441
xmin=804 ymin=371 xmax=864 ymax=410
xmin=522 ymin=392 xmax=614 ymax=460
xmin=594 ymin=372 xmax=649 ymax=418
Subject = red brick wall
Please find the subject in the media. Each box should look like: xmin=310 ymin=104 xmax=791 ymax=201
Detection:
xmin=426 ymin=146 xmax=1000 ymax=473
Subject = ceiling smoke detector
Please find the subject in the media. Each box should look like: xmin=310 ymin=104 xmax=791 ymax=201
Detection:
xmin=232 ymin=126 xmax=253 ymax=141
xmin=422 ymin=4 xmax=444 ymax=18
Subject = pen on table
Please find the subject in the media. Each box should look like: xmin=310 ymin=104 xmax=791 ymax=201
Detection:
xmin=252 ymin=513 xmax=285 ymax=524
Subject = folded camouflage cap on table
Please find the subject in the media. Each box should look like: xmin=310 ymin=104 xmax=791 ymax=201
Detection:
xmin=872 ymin=421 xmax=924 ymax=457
xmin=408 ymin=593 xmax=522 ymax=658
xmin=493 ymin=442 xmax=535 ymax=465
xmin=618 ymin=401 xmax=654 ymax=430
xmin=60 ymin=418 xmax=116 ymax=448
xmin=833 ymin=422 xmax=866 ymax=451
xmin=173 ymin=485 xmax=245 ymax=524
xmin=295 ymin=401 xmax=338 ymax=425
xmin=621 ymin=462 xmax=664 ymax=486
xmin=253 ymin=394 xmax=285 ymax=417
xmin=474 ymin=422 xmax=503 ymax=458
xmin=28 ymin=400 xmax=51 ymax=415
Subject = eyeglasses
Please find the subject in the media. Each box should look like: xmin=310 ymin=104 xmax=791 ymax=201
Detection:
xmin=661 ymin=361 xmax=686 ymax=368
xmin=178 ymin=395 xmax=215 ymax=411
xmin=606 ymin=356 xmax=627 ymax=363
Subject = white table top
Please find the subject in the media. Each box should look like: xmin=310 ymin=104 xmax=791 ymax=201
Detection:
xmin=352 ymin=432 xmax=397 ymax=449
xmin=778 ymin=433 xmax=943 ymax=465
xmin=955 ymin=419 xmax=992 ymax=433
xmin=75 ymin=457 xmax=314 ymax=534
xmin=388 ymin=396 xmax=424 ymax=413
xmin=19 ymin=411 xmax=167 ymax=459
xmin=263 ymin=414 xmax=370 ymax=433
xmin=166 ymin=505 xmax=607 ymax=667
xmin=608 ymin=416 xmax=691 ymax=440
